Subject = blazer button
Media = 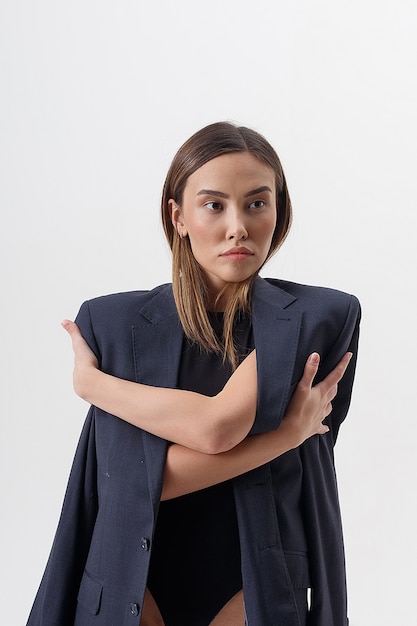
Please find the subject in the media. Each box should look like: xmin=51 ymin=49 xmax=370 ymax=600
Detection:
xmin=141 ymin=537 xmax=150 ymax=551
xmin=130 ymin=602 xmax=140 ymax=616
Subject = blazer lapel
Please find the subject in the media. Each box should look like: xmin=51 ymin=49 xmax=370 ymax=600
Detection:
xmin=132 ymin=285 xmax=183 ymax=387
xmin=234 ymin=278 xmax=304 ymax=624
xmin=251 ymin=276 xmax=303 ymax=434
xmin=132 ymin=284 xmax=184 ymax=510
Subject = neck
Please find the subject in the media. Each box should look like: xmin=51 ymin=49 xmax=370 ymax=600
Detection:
xmin=206 ymin=285 xmax=234 ymax=312
xmin=205 ymin=276 xmax=256 ymax=313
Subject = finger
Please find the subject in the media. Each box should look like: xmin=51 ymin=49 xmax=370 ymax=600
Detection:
xmin=61 ymin=319 xmax=81 ymax=338
xmin=324 ymin=401 xmax=333 ymax=417
xmin=326 ymin=383 xmax=338 ymax=402
xmin=299 ymin=353 xmax=321 ymax=389
xmin=321 ymin=352 xmax=352 ymax=390
xmin=61 ymin=320 xmax=86 ymax=355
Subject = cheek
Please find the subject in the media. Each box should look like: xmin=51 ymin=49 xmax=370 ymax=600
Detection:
xmin=256 ymin=216 xmax=277 ymax=246
xmin=188 ymin=226 xmax=211 ymax=252
xmin=184 ymin=212 xmax=210 ymax=237
xmin=186 ymin=225 xmax=214 ymax=259
xmin=188 ymin=217 xmax=221 ymax=247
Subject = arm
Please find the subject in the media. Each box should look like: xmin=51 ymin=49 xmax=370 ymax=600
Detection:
xmin=62 ymin=319 xmax=257 ymax=454
xmin=161 ymin=351 xmax=351 ymax=499
xmin=62 ymin=321 xmax=351 ymax=455
xmin=162 ymin=425 xmax=302 ymax=500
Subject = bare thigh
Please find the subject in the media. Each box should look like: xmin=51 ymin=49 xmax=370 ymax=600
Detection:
xmin=140 ymin=587 xmax=245 ymax=626
xmin=209 ymin=590 xmax=245 ymax=626
xmin=140 ymin=588 xmax=165 ymax=626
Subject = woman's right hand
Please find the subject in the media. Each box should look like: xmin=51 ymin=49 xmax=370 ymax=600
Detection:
xmin=282 ymin=352 xmax=353 ymax=446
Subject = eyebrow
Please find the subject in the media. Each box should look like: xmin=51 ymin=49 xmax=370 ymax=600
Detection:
xmin=196 ymin=186 xmax=273 ymax=199
xmin=244 ymin=186 xmax=273 ymax=198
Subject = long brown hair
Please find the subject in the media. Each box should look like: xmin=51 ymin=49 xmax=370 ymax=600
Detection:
xmin=161 ymin=122 xmax=292 ymax=368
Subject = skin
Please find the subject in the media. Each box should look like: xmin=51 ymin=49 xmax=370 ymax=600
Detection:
xmin=170 ymin=152 xmax=277 ymax=308
xmin=62 ymin=151 xmax=353 ymax=624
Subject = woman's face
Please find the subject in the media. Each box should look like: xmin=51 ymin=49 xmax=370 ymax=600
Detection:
xmin=170 ymin=151 xmax=277 ymax=300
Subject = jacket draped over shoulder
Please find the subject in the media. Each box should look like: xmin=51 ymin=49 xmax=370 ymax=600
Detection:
xmin=27 ymin=277 xmax=360 ymax=626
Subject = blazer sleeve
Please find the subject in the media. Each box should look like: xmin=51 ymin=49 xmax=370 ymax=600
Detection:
xmin=26 ymin=407 xmax=98 ymax=626
xmin=313 ymin=294 xmax=361 ymax=444
xmin=26 ymin=302 xmax=101 ymax=626
xmin=74 ymin=299 xmax=101 ymax=361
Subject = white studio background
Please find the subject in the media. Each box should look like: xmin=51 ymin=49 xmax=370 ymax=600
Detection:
xmin=1 ymin=1 xmax=416 ymax=624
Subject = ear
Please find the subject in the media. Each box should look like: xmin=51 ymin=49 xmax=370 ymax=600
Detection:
xmin=168 ymin=199 xmax=188 ymax=238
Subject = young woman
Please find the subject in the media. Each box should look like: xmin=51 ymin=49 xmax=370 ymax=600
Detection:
xmin=27 ymin=122 xmax=360 ymax=626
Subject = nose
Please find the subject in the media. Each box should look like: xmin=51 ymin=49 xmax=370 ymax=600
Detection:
xmin=226 ymin=208 xmax=248 ymax=240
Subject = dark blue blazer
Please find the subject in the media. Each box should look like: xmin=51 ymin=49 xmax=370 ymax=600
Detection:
xmin=27 ymin=277 xmax=360 ymax=626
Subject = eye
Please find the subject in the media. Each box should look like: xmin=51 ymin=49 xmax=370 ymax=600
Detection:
xmin=248 ymin=200 xmax=266 ymax=210
xmin=204 ymin=201 xmax=223 ymax=211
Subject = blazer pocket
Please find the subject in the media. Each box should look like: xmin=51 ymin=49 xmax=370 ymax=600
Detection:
xmin=284 ymin=551 xmax=311 ymax=589
xmin=77 ymin=570 xmax=103 ymax=615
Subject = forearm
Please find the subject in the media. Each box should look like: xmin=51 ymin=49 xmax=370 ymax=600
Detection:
xmin=161 ymin=349 xmax=353 ymax=499
xmin=76 ymin=351 xmax=257 ymax=454
xmin=161 ymin=420 xmax=301 ymax=500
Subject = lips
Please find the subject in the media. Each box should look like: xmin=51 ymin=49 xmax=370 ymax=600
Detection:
xmin=220 ymin=246 xmax=254 ymax=257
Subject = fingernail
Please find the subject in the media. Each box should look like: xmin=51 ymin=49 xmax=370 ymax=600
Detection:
xmin=308 ymin=353 xmax=319 ymax=364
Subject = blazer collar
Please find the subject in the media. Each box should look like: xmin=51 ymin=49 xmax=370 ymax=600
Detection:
xmin=134 ymin=276 xmax=302 ymax=408
xmin=136 ymin=276 xmax=297 ymax=322
xmin=252 ymin=274 xmax=297 ymax=310
xmin=133 ymin=283 xmax=183 ymax=389
xmin=137 ymin=283 xmax=179 ymax=325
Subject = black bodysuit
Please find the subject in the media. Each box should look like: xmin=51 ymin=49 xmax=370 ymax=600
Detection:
xmin=147 ymin=313 xmax=253 ymax=626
